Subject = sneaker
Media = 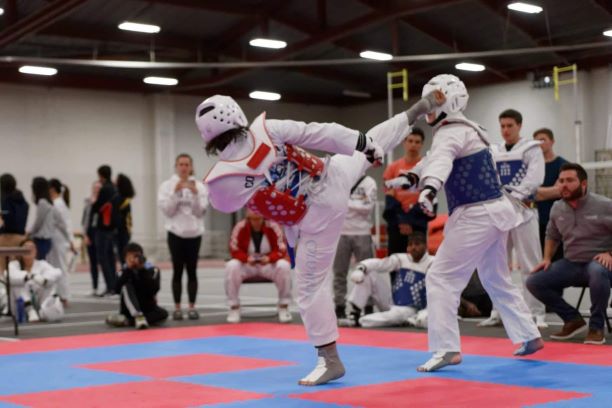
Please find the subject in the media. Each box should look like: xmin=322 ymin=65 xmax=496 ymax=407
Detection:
xmin=135 ymin=314 xmax=149 ymax=330
xmin=227 ymin=308 xmax=241 ymax=323
xmin=535 ymin=314 xmax=549 ymax=329
xmin=298 ymin=343 xmax=345 ymax=386
xmin=106 ymin=314 xmax=128 ymax=327
xmin=478 ymin=310 xmax=502 ymax=327
xmin=584 ymin=328 xmax=606 ymax=345
xmin=27 ymin=307 xmax=40 ymax=323
xmin=187 ymin=309 xmax=199 ymax=320
xmin=172 ymin=310 xmax=184 ymax=321
xmin=278 ymin=307 xmax=293 ymax=323
xmin=550 ymin=319 xmax=587 ymax=340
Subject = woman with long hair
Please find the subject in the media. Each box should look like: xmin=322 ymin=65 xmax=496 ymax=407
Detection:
xmin=48 ymin=178 xmax=75 ymax=302
xmin=115 ymin=173 xmax=135 ymax=265
xmin=158 ymin=154 xmax=208 ymax=320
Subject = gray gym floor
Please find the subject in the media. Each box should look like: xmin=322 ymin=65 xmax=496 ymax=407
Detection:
xmin=0 ymin=263 xmax=591 ymax=343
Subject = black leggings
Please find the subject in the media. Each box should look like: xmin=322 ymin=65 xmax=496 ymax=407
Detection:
xmin=167 ymin=232 xmax=201 ymax=305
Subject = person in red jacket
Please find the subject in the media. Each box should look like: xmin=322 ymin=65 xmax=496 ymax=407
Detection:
xmin=226 ymin=210 xmax=292 ymax=324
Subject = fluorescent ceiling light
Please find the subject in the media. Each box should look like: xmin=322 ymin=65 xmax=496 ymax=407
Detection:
xmin=455 ymin=62 xmax=486 ymax=72
xmin=507 ymin=2 xmax=543 ymax=14
xmin=359 ymin=50 xmax=393 ymax=61
xmin=604 ymin=29 xmax=612 ymax=37
xmin=118 ymin=21 xmax=160 ymax=34
xmin=249 ymin=91 xmax=281 ymax=101
xmin=143 ymin=76 xmax=178 ymax=86
xmin=249 ymin=38 xmax=287 ymax=49
xmin=18 ymin=66 xmax=57 ymax=76
xmin=0 ymin=8 xmax=4 ymax=16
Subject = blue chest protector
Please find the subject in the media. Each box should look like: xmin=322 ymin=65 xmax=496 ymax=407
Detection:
xmin=497 ymin=160 xmax=526 ymax=186
xmin=391 ymin=268 xmax=427 ymax=309
xmin=444 ymin=148 xmax=502 ymax=215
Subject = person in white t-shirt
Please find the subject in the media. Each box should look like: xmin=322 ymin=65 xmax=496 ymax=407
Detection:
xmin=158 ymin=153 xmax=209 ymax=321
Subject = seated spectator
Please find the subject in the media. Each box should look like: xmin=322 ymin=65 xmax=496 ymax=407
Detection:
xmin=339 ymin=232 xmax=434 ymax=328
xmin=6 ymin=238 xmax=63 ymax=322
xmin=527 ymin=163 xmax=612 ymax=345
xmin=225 ymin=210 xmax=292 ymax=324
xmin=106 ymin=242 xmax=168 ymax=329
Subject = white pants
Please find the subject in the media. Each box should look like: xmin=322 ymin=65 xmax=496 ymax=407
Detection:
xmin=295 ymin=112 xmax=411 ymax=346
xmin=426 ymin=202 xmax=541 ymax=352
xmin=225 ymin=259 xmax=292 ymax=307
xmin=47 ymin=239 xmax=70 ymax=300
xmin=347 ymin=272 xmax=392 ymax=312
xmin=348 ymin=272 xmax=421 ymax=328
xmin=361 ymin=306 xmax=419 ymax=328
xmin=508 ymin=212 xmax=545 ymax=317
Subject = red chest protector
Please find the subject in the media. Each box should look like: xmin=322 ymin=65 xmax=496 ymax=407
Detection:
xmin=247 ymin=145 xmax=324 ymax=226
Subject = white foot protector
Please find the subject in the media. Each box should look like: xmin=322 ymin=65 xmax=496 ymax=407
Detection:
xmin=417 ymin=352 xmax=462 ymax=372
xmin=298 ymin=343 xmax=346 ymax=386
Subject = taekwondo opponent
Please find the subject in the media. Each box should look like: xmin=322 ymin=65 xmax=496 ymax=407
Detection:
xmin=480 ymin=109 xmax=546 ymax=328
xmin=387 ymin=74 xmax=543 ymax=372
xmin=195 ymin=91 xmax=443 ymax=385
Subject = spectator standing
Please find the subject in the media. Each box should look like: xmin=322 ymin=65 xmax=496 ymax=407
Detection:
xmin=48 ymin=178 xmax=75 ymax=303
xmin=90 ymin=165 xmax=119 ymax=295
xmin=158 ymin=153 xmax=208 ymax=320
xmin=527 ymin=163 xmax=612 ymax=345
xmin=0 ymin=173 xmax=29 ymax=273
xmin=483 ymin=109 xmax=547 ymax=328
xmin=115 ymin=173 xmax=135 ymax=265
xmin=82 ymin=181 xmax=102 ymax=296
xmin=29 ymin=177 xmax=70 ymax=261
xmin=332 ymin=175 xmax=377 ymax=319
xmin=382 ymin=128 xmax=427 ymax=255
xmin=225 ymin=210 xmax=292 ymax=324
xmin=534 ymin=128 xmax=568 ymax=261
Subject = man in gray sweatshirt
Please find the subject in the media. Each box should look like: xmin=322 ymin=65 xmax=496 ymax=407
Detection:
xmin=527 ymin=163 xmax=612 ymax=345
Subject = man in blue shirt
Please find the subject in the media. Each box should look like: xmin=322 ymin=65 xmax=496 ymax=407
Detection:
xmin=534 ymin=128 xmax=568 ymax=261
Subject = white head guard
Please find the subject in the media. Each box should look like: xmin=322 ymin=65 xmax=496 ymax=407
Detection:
xmin=421 ymin=74 xmax=469 ymax=124
xmin=195 ymin=95 xmax=248 ymax=144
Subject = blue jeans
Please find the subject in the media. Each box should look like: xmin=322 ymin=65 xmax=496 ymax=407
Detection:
xmin=526 ymin=258 xmax=612 ymax=330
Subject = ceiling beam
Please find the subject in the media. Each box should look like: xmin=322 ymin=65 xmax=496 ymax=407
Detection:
xmin=478 ymin=0 xmax=569 ymax=64
xmin=358 ymin=0 xmax=510 ymax=80
xmin=591 ymin=0 xmax=612 ymax=16
xmin=178 ymin=0 xmax=464 ymax=91
xmin=3 ymin=0 xmax=18 ymax=27
xmin=41 ymin=22 xmax=201 ymax=56
xmin=144 ymin=0 xmax=254 ymax=16
xmin=0 ymin=0 xmax=87 ymax=49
